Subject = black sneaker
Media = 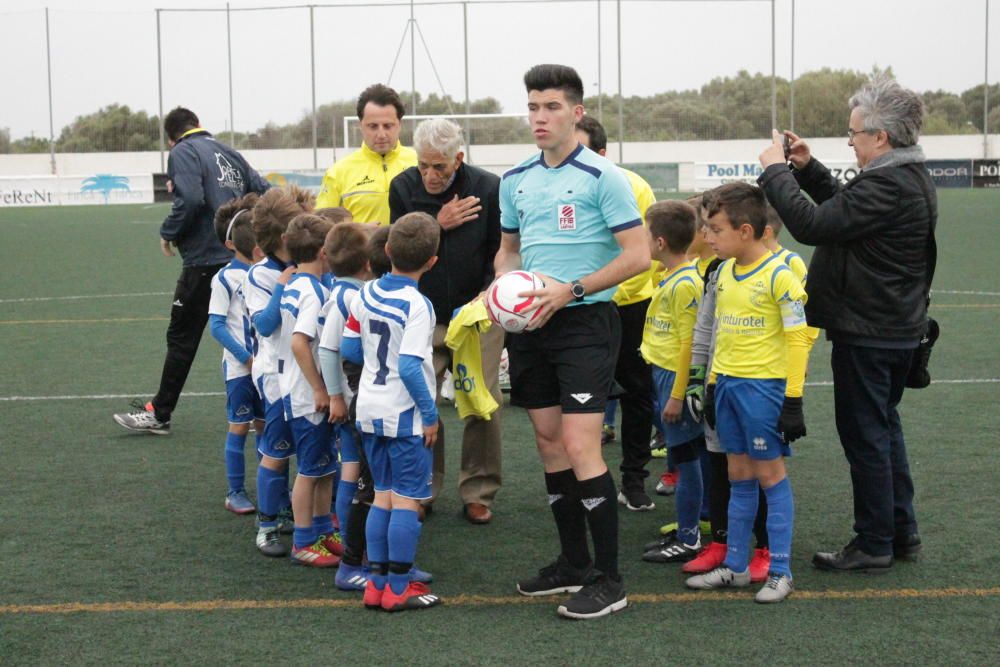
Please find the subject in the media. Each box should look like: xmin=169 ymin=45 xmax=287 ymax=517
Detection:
xmin=517 ymin=556 xmax=592 ymax=596
xmin=642 ymin=535 xmax=702 ymax=563
xmin=643 ymin=529 xmax=678 ymax=552
xmin=893 ymin=533 xmax=922 ymax=561
xmin=617 ymin=488 xmax=655 ymax=512
xmin=557 ymin=572 xmax=627 ymax=619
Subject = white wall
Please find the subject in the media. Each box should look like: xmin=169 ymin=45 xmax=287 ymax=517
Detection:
xmin=2 ymin=134 xmax=996 ymax=180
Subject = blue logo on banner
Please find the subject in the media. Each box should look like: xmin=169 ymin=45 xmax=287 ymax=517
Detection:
xmin=80 ymin=174 xmax=131 ymax=203
xmin=925 ymin=160 xmax=972 ymax=188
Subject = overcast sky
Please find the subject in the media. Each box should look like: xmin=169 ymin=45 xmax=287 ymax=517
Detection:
xmin=0 ymin=0 xmax=994 ymax=139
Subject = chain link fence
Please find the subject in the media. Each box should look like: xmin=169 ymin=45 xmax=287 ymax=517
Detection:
xmin=1 ymin=0 xmax=997 ymax=171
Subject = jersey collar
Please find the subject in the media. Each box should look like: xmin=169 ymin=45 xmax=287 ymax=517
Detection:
xmin=229 ymin=258 xmax=250 ymax=271
xmin=362 ymin=141 xmax=403 ymax=162
xmin=732 ymin=252 xmax=778 ymax=281
xmin=379 ymin=273 xmax=418 ymax=290
xmin=540 ymin=142 xmax=584 ymax=169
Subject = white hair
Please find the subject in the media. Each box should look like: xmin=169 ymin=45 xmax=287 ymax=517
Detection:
xmin=849 ymin=75 xmax=925 ymax=148
xmin=413 ymin=118 xmax=464 ymax=158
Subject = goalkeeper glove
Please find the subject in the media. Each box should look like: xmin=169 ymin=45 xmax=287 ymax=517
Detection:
xmin=685 ymin=364 xmax=706 ymax=422
xmin=777 ymin=396 xmax=806 ymax=443
xmin=703 ymin=383 xmax=717 ymax=430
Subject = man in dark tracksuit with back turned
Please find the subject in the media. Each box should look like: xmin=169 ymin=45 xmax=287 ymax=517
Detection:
xmin=114 ymin=107 xmax=270 ymax=434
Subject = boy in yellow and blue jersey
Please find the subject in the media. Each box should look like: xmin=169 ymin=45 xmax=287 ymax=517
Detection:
xmin=685 ymin=182 xmax=810 ymax=604
xmin=764 ymin=205 xmax=821 ymax=346
xmin=638 ymin=201 xmax=707 ymax=564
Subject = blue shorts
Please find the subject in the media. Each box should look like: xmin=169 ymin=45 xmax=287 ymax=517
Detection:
xmin=651 ymin=366 xmax=704 ymax=446
xmin=361 ymin=432 xmax=432 ymax=500
xmin=256 ymin=375 xmax=295 ymax=460
xmin=225 ymin=375 xmax=264 ymax=424
xmin=336 ymin=423 xmax=361 ymax=464
xmin=290 ymin=416 xmax=336 ymax=477
xmin=715 ymin=375 xmax=791 ymax=460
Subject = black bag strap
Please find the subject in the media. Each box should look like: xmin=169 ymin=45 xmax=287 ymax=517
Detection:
xmin=911 ymin=163 xmax=938 ymax=306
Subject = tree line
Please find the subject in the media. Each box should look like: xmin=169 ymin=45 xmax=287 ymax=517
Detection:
xmin=3 ymin=68 xmax=1000 ymax=154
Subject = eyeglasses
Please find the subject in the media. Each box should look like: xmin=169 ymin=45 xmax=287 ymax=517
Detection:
xmin=848 ymin=127 xmax=876 ymax=140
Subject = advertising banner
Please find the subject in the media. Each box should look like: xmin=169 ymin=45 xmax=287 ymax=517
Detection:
xmin=693 ymin=160 xmax=859 ymax=191
xmin=0 ymin=174 xmax=154 ymax=207
xmin=972 ymin=159 xmax=1000 ymax=188
xmin=924 ymin=160 xmax=972 ymax=188
xmin=262 ymin=170 xmax=325 ymax=194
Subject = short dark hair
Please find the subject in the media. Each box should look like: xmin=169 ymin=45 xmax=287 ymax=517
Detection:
xmin=214 ymin=192 xmax=260 ymax=258
xmin=387 ymin=212 xmax=440 ymax=272
xmin=685 ymin=195 xmax=708 ymax=229
xmin=164 ymin=107 xmax=199 ymax=142
xmin=285 ymin=214 xmax=333 ymax=265
xmin=765 ymin=204 xmax=784 ymax=237
xmin=646 ymin=200 xmax=697 ymax=253
xmin=368 ymin=226 xmax=392 ymax=278
xmin=253 ymin=186 xmax=313 ymax=255
xmin=324 ymin=223 xmax=370 ymax=277
xmin=523 ymin=64 xmax=584 ymax=105
xmin=357 ymin=84 xmax=405 ymax=121
xmin=315 ymin=207 xmax=353 ymax=225
xmin=576 ymin=115 xmax=607 ymax=153
xmin=703 ymin=183 xmax=768 ymax=239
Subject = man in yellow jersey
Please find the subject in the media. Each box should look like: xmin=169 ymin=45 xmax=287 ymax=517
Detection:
xmin=685 ymin=183 xmax=811 ymax=604
xmin=316 ymin=84 xmax=417 ymax=224
xmin=575 ymin=115 xmax=657 ymax=511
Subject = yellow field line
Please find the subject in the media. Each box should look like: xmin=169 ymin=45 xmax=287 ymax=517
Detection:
xmin=2 ymin=587 xmax=997 ymax=615
xmin=0 ymin=317 xmax=169 ymax=325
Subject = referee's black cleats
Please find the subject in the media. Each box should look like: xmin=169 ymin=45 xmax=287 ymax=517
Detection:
xmin=517 ymin=556 xmax=591 ymax=596
xmin=557 ymin=572 xmax=628 ymax=620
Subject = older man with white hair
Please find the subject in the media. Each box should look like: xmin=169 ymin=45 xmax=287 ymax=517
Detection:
xmin=757 ymin=75 xmax=937 ymax=573
xmin=388 ymin=118 xmax=503 ymax=524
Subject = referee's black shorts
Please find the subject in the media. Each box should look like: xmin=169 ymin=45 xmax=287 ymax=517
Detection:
xmin=508 ymin=301 xmax=621 ymax=414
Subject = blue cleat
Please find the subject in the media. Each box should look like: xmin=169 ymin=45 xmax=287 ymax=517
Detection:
xmin=335 ymin=562 xmax=370 ymax=591
xmin=409 ymin=565 xmax=434 ymax=584
xmin=225 ymin=489 xmax=256 ymax=515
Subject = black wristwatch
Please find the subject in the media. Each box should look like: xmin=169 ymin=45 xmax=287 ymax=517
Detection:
xmin=570 ymin=280 xmax=586 ymax=302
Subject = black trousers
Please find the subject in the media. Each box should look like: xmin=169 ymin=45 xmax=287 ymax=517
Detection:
xmin=831 ymin=342 xmax=918 ymax=556
xmin=151 ymin=264 xmax=226 ymax=421
xmin=614 ymin=299 xmax=654 ymax=488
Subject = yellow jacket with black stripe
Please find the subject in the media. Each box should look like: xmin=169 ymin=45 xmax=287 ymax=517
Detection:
xmin=612 ymin=168 xmax=657 ymax=306
xmin=316 ymin=141 xmax=417 ymax=224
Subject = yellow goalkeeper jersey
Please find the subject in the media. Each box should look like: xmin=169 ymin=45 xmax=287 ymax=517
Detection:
xmin=712 ymin=252 xmax=808 ymax=380
xmin=316 ymin=141 xmax=417 ymax=225
xmin=640 ymin=260 xmax=702 ymax=372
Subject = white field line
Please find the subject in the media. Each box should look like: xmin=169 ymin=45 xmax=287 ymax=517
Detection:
xmin=1 ymin=379 xmax=998 ymax=403
xmin=0 ymin=292 xmax=171 ymax=304
xmin=934 ymin=290 xmax=1000 ymax=297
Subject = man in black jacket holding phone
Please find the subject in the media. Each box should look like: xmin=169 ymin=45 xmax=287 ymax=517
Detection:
xmin=389 ymin=118 xmax=503 ymax=524
xmin=757 ymin=76 xmax=936 ymax=572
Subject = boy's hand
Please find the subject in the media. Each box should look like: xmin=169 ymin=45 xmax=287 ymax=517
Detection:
xmin=328 ymin=394 xmax=348 ymax=423
xmin=277 ymin=266 xmax=296 ymax=285
xmin=663 ymin=397 xmax=683 ymax=424
xmin=703 ymin=383 xmax=717 ymax=430
xmin=313 ymin=388 xmax=330 ymax=413
xmin=777 ymin=396 xmax=806 ymax=443
xmin=423 ymin=420 xmax=440 ymax=448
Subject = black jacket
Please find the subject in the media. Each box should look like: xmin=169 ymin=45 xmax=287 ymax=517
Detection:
xmin=160 ymin=130 xmax=271 ymax=267
xmin=758 ymin=157 xmax=936 ymax=342
xmin=388 ymin=163 xmax=502 ymax=324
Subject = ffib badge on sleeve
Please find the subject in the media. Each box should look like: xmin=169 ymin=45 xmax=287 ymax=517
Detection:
xmin=558 ymin=203 xmax=576 ymax=230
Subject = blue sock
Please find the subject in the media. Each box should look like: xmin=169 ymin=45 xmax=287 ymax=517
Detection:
xmin=388 ymin=509 xmax=422 ymax=595
xmin=603 ymin=400 xmax=617 ymax=428
xmin=764 ymin=478 xmax=795 ymax=577
xmin=313 ymin=514 xmax=334 ymax=539
xmin=366 ymin=506 xmax=391 ymax=590
xmin=293 ymin=524 xmax=314 ymax=550
xmin=224 ymin=432 xmax=247 ymax=493
xmin=723 ymin=479 xmax=759 ymax=572
xmin=283 ymin=467 xmax=292 ymax=511
xmin=336 ymin=480 xmax=358 ymax=545
xmin=675 ymin=459 xmax=703 ymax=546
xmin=257 ymin=466 xmax=285 ymax=527
xmin=699 ymin=449 xmax=712 ymax=519
xmin=666 ymin=447 xmax=676 ymax=472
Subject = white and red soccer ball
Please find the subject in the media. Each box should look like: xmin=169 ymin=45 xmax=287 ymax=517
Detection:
xmin=486 ymin=271 xmax=545 ymax=333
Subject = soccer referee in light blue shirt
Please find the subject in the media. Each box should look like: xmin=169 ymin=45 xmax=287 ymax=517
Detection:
xmin=494 ymin=64 xmax=650 ymax=621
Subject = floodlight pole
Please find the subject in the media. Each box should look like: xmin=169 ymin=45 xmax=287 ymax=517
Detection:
xmin=156 ymin=9 xmax=165 ymax=172
xmin=616 ymin=0 xmax=623 ymax=162
xmin=310 ymin=5 xmax=318 ymax=169
xmin=597 ymin=0 xmax=603 ymax=123
xmin=985 ymin=0 xmax=990 ymax=159
xmin=411 ymin=0 xmax=417 ymax=118
xmin=226 ymin=2 xmax=235 ymax=147
xmin=770 ymin=0 xmax=777 ymax=131
xmin=45 ymin=7 xmax=56 ymax=175
xmin=463 ymin=1 xmax=472 ymax=161
xmin=789 ymin=0 xmax=795 ymax=132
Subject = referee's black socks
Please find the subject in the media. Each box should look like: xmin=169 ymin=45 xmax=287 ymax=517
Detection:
xmin=545 ymin=469 xmax=592 ymax=570
xmin=577 ymin=470 xmax=620 ymax=580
